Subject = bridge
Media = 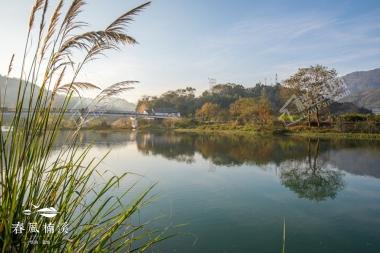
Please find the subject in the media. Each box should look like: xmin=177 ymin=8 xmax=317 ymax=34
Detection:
xmin=372 ymin=108 xmax=380 ymax=115
xmin=0 ymin=108 xmax=181 ymax=119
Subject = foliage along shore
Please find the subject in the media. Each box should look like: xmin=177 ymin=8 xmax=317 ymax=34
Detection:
xmin=58 ymin=115 xmax=380 ymax=140
xmin=174 ymin=125 xmax=380 ymax=140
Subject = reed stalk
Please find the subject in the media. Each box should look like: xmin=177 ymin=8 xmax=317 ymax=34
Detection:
xmin=0 ymin=1 xmax=170 ymax=252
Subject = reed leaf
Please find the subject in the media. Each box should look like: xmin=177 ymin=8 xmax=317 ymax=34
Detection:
xmin=0 ymin=1 xmax=170 ymax=252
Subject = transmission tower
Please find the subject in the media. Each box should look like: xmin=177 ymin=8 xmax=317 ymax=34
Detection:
xmin=208 ymin=78 xmax=216 ymax=90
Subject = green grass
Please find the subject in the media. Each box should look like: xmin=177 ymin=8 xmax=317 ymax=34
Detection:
xmin=289 ymin=131 xmax=380 ymax=140
xmin=282 ymin=219 xmax=286 ymax=253
xmin=175 ymin=126 xmax=380 ymax=140
xmin=171 ymin=120 xmax=380 ymax=140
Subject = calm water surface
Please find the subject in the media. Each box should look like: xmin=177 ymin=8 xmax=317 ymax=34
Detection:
xmin=56 ymin=131 xmax=380 ymax=253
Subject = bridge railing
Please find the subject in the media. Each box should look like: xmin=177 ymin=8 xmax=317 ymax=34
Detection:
xmin=1 ymin=108 xmax=180 ymax=118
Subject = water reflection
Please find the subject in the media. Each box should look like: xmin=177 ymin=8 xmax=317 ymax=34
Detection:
xmin=137 ymin=133 xmax=309 ymax=166
xmin=57 ymin=131 xmax=380 ymax=202
xmin=134 ymin=132 xmax=380 ymax=178
xmin=54 ymin=130 xmax=137 ymax=148
xmin=279 ymin=139 xmax=344 ymax=201
xmin=136 ymin=133 xmax=196 ymax=163
xmin=51 ymin=131 xmax=380 ymax=252
xmin=132 ymin=132 xmax=380 ymax=201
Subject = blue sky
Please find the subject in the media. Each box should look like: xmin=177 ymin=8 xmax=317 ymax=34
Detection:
xmin=0 ymin=0 xmax=380 ymax=102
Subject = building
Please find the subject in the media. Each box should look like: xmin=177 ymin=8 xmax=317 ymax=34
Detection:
xmin=152 ymin=108 xmax=181 ymax=117
xmin=372 ymin=108 xmax=380 ymax=115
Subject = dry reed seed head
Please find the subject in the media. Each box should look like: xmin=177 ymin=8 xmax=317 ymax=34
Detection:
xmin=40 ymin=0 xmax=50 ymax=31
xmin=101 ymin=81 xmax=138 ymax=93
xmin=57 ymin=31 xmax=132 ymax=64
xmin=106 ymin=2 xmax=151 ymax=33
xmin=7 ymin=54 xmax=15 ymax=76
xmin=96 ymin=81 xmax=137 ymax=101
xmin=29 ymin=0 xmax=45 ymax=29
xmin=2 ymin=1 xmax=163 ymax=251
xmin=59 ymin=31 xmax=101 ymax=55
xmin=52 ymin=66 xmax=67 ymax=94
xmin=62 ymin=0 xmax=87 ymax=37
xmin=56 ymin=3 xmax=152 ymax=67
xmin=57 ymin=82 xmax=101 ymax=96
xmin=40 ymin=0 xmax=64 ymax=58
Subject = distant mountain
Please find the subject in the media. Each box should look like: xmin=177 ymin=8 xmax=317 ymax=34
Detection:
xmin=341 ymin=89 xmax=380 ymax=110
xmin=342 ymin=68 xmax=380 ymax=110
xmin=343 ymin=68 xmax=380 ymax=92
xmin=329 ymin=101 xmax=371 ymax=115
xmin=0 ymin=75 xmax=136 ymax=111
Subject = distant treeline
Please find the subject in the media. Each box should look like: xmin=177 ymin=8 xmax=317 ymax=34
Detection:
xmin=136 ymin=65 xmax=377 ymax=130
xmin=137 ymin=83 xmax=285 ymax=117
xmin=136 ymin=83 xmax=370 ymax=127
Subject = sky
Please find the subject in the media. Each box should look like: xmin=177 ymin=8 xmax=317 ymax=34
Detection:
xmin=0 ymin=0 xmax=380 ymax=102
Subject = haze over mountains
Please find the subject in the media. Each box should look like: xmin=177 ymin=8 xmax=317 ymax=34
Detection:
xmin=342 ymin=68 xmax=380 ymax=110
xmin=1 ymin=67 xmax=380 ymax=113
xmin=0 ymin=75 xmax=136 ymax=111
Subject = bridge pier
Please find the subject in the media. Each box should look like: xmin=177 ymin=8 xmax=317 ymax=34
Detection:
xmin=130 ymin=117 xmax=138 ymax=129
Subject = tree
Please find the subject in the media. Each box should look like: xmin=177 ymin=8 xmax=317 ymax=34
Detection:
xmin=199 ymin=83 xmax=247 ymax=109
xmin=257 ymin=96 xmax=273 ymax=126
xmin=136 ymin=95 xmax=152 ymax=113
xmin=283 ymin=65 xmax=341 ymax=127
xmin=196 ymin=102 xmax=222 ymax=122
xmin=136 ymin=87 xmax=197 ymax=116
xmin=229 ymin=97 xmax=273 ymax=126
xmin=229 ymin=98 xmax=257 ymax=124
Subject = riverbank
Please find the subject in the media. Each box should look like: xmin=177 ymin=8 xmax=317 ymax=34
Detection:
xmin=59 ymin=118 xmax=380 ymax=140
xmin=174 ymin=127 xmax=380 ymax=140
xmin=288 ymin=131 xmax=380 ymax=140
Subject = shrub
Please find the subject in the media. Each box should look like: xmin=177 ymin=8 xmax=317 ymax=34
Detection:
xmin=339 ymin=113 xmax=368 ymax=122
xmin=111 ymin=118 xmax=133 ymax=129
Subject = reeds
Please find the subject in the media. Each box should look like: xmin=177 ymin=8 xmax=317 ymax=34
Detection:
xmin=0 ymin=0 xmax=170 ymax=252
xmin=281 ymin=218 xmax=286 ymax=253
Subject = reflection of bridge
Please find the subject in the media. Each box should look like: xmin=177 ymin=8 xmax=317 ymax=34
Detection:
xmin=0 ymin=108 xmax=180 ymax=119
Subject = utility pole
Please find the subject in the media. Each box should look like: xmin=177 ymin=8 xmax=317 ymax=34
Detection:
xmin=208 ymin=78 xmax=216 ymax=90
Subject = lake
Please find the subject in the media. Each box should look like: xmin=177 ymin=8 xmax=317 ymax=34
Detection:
xmin=55 ymin=131 xmax=380 ymax=253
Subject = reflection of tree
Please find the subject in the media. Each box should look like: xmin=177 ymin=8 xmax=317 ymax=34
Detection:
xmin=195 ymin=135 xmax=243 ymax=166
xmin=194 ymin=135 xmax=310 ymax=166
xmin=133 ymin=131 xmax=380 ymax=179
xmin=136 ymin=132 xmax=196 ymax=163
xmin=135 ymin=133 xmax=310 ymax=166
xmin=279 ymin=139 xmax=344 ymax=201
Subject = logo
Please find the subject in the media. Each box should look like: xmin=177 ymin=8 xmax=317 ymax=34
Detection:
xmin=279 ymin=77 xmax=350 ymax=126
xmin=12 ymin=205 xmax=68 ymax=245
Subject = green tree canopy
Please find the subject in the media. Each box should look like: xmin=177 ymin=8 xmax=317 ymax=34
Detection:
xmin=196 ymin=102 xmax=222 ymax=122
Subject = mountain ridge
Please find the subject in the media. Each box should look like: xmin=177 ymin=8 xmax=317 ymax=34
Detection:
xmin=342 ymin=68 xmax=380 ymax=110
xmin=0 ymin=74 xmax=136 ymax=111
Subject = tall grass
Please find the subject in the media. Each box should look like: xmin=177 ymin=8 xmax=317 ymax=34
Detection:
xmin=0 ymin=0 xmax=170 ymax=252
xmin=281 ymin=218 xmax=286 ymax=253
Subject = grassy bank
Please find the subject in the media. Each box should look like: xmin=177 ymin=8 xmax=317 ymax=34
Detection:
xmin=172 ymin=121 xmax=380 ymax=140
xmin=58 ymin=117 xmax=380 ymax=140
xmin=288 ymin=131 xmax=380 ymax=140
xmin=175 ymin=127 xmax=380 ymax=140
